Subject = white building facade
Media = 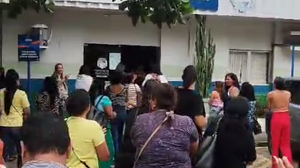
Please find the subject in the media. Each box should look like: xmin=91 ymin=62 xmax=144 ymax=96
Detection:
xmin=1 ymin=0 xmax=300 ymax=94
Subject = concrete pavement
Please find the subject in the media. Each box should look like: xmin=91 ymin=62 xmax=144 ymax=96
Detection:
xmin=6 ymin=147 xmax=272 ymax=168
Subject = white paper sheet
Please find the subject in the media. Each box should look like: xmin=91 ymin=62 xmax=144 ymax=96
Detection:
xmin=109 ymin=53 xmax=121 ymax=70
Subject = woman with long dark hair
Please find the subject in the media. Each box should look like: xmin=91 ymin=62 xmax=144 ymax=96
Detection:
xmin=174 ymin=65 xmax=207 ymax=138
xmin=215 ymin=97 xmax=256 ymax=168
xmin=240 ymin=82 xmax=256 ymax=131
xmin=36 ymin=76 xmax=63 ymax=116
xmin=0 ymin=69 xmax=30 ymax=168
xmin=222 ymin=73 xmax=240 ymax=110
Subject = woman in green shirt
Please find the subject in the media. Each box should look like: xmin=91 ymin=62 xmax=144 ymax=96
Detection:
xmin=93 ymin=80 xmax=116 ymax=168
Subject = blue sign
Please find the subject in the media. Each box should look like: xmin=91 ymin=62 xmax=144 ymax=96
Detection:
xmin=18 ymin=34 xmax=40 ymax=61
xmin=191 ymin=0 xmax=219 ymax=12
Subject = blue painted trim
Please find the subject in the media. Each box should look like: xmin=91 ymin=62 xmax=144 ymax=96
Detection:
xmin=20 ymin=78 xmax=271 ymax=111
xmin=20 ymin=79 xmax=271 ymax=96
xmin=191 ymin=0 xmax=219 ymax=11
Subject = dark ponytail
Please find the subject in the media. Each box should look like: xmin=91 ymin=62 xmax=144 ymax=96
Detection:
xmin=4 ymin=69 xmax=20 ymax=115
xmin=182 ymin=65 xmax=196 ymax=89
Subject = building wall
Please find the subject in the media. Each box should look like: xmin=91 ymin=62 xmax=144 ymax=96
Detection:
xmin=273 ymin=22 xmax=300 ymax=78
xmin=2 ymin=8 xmax=293 ymax=96
xmin=55 ymin=0 xmax=300 ymax=21
xmin=194 ymin=0 xmax=300 ymax=20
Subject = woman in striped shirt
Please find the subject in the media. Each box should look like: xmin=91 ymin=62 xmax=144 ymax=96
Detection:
xmin=123 ymin=73 xmax=141 ymax=109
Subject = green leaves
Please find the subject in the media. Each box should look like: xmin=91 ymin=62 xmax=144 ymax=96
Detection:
xmin=114 ymin=0 xmax=194 ymax=29
xmin=6 ymin=0 xmax=54 ymax=19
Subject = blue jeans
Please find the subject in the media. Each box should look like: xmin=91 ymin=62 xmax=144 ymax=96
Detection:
xmin=111 ymin=105 xmax=126 ymax=157
xmin=0 ymin=127 xmax=22 ymax=167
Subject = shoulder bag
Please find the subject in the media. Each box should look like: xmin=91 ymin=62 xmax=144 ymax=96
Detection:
xmin=132 ymin=113 xmax=170 ymax=168
xmin=192 ymin=118 xmax=222 ymax=168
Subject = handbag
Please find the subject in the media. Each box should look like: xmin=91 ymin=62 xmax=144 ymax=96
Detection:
xmin=193 ymin=118 xmax=222 ymax=168
xmin=132 ymin=113 xmax=170 ymax=168
xmin=252 ymin=116 xmax=262 ymax=135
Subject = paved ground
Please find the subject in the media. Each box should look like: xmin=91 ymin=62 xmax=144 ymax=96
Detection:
xmin=4 ymin=133 xmax=271 ymax=168
xmin=5 ymin=148 xmax=272 ymax=168
xmin=250 ymin=147 xmax=271 ymax=168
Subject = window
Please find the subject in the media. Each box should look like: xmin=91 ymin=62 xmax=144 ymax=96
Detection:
xmin=229 ymin=50 xmax=271 ymax=84
xmin=285 ymin=80 xmax=300 ymax=105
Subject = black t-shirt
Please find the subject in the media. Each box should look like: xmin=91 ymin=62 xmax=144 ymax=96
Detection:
xmin=174 ymin=88 xmax=206 ymax=133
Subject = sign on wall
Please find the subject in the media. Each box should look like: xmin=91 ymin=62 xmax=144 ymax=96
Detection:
xmin=191 ymin=0 xmax=219 ymax=12
xmin=18 ymin=34 xmax=40 ymax=61
xmin=230 ymin=0 xmax=255 ymax=13
xmin=95 ymin=57 xmax=109 ymax=78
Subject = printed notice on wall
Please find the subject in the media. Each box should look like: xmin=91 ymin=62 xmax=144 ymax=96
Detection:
xmin=109 ymin=53 xmax=121 ymax=70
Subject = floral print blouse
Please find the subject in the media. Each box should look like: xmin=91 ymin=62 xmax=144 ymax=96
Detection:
xmin=35 ymin=91 xmax=64 ymax=116
xmin=247 ymin=101 xmax=256 ymax=124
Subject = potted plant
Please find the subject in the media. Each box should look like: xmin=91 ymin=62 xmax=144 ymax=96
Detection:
xmin=255 ymin=94 xmax=268 ymax=132
xmin=194 ymin=14 xmax=216 ymax=114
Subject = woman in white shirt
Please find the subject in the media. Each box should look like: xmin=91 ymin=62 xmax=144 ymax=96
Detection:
xmin=75 ymin=65 xmax=93 ymax=92
xmin=142 ymin=64 xmax=168 ymax=86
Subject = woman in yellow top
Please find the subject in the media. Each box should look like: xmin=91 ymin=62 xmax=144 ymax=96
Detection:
xmin=66 ymin=89 xmax=110 ymax=168
xmin=0 ymin=69 xmax=30 ymax=168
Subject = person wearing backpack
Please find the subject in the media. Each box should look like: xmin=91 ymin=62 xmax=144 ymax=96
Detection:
xmin=93 ymin=80 xmax=116 ymax=168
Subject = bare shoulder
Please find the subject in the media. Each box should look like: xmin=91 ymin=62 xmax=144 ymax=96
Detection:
xmin=284 ymin=90 xmax=291 ymax=96
xmin=268 ymin=91 xmax=274 ymax=97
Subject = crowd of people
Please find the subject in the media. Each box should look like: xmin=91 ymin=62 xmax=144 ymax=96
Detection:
xmin=0 ymin=63 xmax=293 ymax=168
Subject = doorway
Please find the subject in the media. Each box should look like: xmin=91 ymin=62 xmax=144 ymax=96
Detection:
xmin=83 ymin=43 xmax=160 ymax=79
